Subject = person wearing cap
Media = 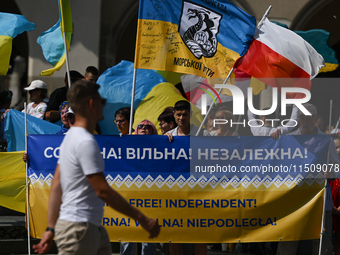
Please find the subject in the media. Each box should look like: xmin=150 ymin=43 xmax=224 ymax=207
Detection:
xmin=22 ymin=80 xmax=48 ymax=119
xmin=56 ymin=101 xmax=72 ymax=135
xmin=277 ymin=103 xmax=339 ymax=255
xmin=45 ymin=70 xmax=83 ymax=123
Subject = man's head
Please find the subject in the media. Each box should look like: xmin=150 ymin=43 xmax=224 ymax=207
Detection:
xmin=67 ymin=80 xmax=106 ymax=122
xmin=158 ymin=107 xmax=177 ymax=135
xmin=64 ymin=70 xmax=84 ymax=88
xmin=173 ymin=100 xmax=191 ymax=129
xmin=298 ymin=103 xmax=318 ymax=134
xmin=25 ymin=80 xmax=47 ymax=102
xmin=84 ymin=66 xmax=99 ymax=83
xmin=215 ymin=108 xmax=233 ymax=129
xmin=115 ymin=107 xmax=132 ymax=135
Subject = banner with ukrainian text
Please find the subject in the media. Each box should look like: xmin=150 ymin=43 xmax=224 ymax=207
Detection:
xmin=27 ymin=134 xmax=333 ymax=242
xmin=134 ymin=0 xmax=256 ymax=78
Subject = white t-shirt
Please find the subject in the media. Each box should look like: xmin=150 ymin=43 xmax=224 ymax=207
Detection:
xmin=22 ymin=102 xmax=47 ymax=119
xmin=58 ymin=127 xmax=104 ymax=226
xmin=167 ymin=125 xmax=211 ymax=136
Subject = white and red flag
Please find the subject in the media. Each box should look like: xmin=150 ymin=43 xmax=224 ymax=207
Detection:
xmin=234 ymin=18 xmax=325 ymax=98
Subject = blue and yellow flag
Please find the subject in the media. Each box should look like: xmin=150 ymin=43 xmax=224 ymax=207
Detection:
xmin=0 ymin=12 xmax=36 ymax=75
xmin=37 ymin=0 xmax=72 ymax=76
xmin=134 ymin=0 xmax=256 ymax=79
xmin=295 ymin=29 xmax=339 ymax=73
xmin=0 ymin=151 xmax=25 ymax=213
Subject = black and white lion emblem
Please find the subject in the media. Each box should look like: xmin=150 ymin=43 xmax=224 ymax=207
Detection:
xmin=179 ymin=1 xmax=222 ymax=59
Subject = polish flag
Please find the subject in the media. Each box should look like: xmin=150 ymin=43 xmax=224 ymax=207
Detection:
xmin=234 ymin=18 xmax=325 ymax=98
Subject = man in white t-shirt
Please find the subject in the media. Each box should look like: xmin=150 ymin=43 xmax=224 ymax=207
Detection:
xmin=33 ymin=80 xmax=160 ymax=254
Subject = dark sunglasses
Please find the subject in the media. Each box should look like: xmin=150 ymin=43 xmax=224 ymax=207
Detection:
xmin=137 ymin=124 xmax=152 ymax=130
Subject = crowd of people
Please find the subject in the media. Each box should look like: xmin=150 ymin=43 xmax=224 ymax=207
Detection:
xmin=0 ymin=69 xmax=339 ymax=255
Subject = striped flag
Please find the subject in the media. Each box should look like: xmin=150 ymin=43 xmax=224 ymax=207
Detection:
xmin=37 ymin=0 xmax=72 ymax=76
xmin=134 ymin=0 xmax=256 ymax=79
xmin=234 ymin=18 xmax=325 ymax=98
xmin=0 ymin=13 xmax=35 ymax=75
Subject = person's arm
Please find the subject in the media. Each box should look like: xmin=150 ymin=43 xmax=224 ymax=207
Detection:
xmin=87 ymin=172 xmax=160 ymax=238
xmin=33 ymin=164 xmax=62 ymax=254
xmin=165 ymin=132 xmax=174 ymax=142
xmin=247 ymin=109 xmax=258 ymax=136
xmin=45 ymin=110 xmax=61 ymax=122
xmin=276 ymin=105 xmax=299 ymax=135
xmin=0 ymin=109 xmax=10 ymax=122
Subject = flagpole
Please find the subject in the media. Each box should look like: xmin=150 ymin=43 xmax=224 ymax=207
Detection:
xmin=257 ymin=5 xmax=272 ymax=31
xmin=195 ymin=67 xmax=234 ymax=136
xmin=24 ymin=102 xmax=31 ymax=255
xmin=129 ymin=68 xmax=137 ymax=134
xmin=319 ymin=100 xmax=333 ymax=255
xmin=195 ymin=5 xmax=273 ymax=136
xmin=63 ymin=31 xmax=71 ymax=89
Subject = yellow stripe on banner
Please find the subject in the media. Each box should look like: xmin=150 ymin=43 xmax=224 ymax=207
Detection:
xmin=320 ymin=62 xmax=339 ymax=73
xmin=134 ymin=19 xmax=239 ymax=79
xmin=28 ymin=185 xmax=49 ymax=239
xmin=133 ymin=82 xmax=203 ymax=135
xmin=29 ymin=182 xmax=324 ymax=242
xmin=0 ymin=35 xmax=13 ymax=76
xmin=103 ymin=188 xmax=323 ymax=243
xmin=29 ymin=166 xmax=325 ymax=243
xmin=0 ymin=151 xmax=26 ymax=213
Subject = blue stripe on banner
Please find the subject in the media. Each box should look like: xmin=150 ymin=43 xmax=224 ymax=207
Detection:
xmin=28 ymin=134 xmax=333 ymax=182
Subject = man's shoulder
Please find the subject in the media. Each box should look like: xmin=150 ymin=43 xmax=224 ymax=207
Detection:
xmin=50 ymin=86 xmax=67 ymax=97
xmin=167 ymin=127 xmax=178 ymax=136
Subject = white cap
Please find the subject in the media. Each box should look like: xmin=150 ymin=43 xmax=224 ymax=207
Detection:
xmin=331 ymin=128 xmax=340 ymax=134
xmin=24 ymin=80 xmax=47 ymax=90
xmin=65 ymin=107 xmax=74 ymax=115
xmin=298 ymin=103 xmax=317 ymax=116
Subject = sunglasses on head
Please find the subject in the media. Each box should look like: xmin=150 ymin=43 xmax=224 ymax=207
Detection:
xmin=137 ymin=124 xmax=152 ymax=130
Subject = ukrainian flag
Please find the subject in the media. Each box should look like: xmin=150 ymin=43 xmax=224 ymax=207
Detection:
xmin=97 ymin=61 xmax=203 ymax=135
xmin=37 ymin=0 xmax=72 ymax=76
xmin=134 ymin=0 xmax=256 ymax=79
xmin=0 ymin=12 xmax=35 ymax=75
